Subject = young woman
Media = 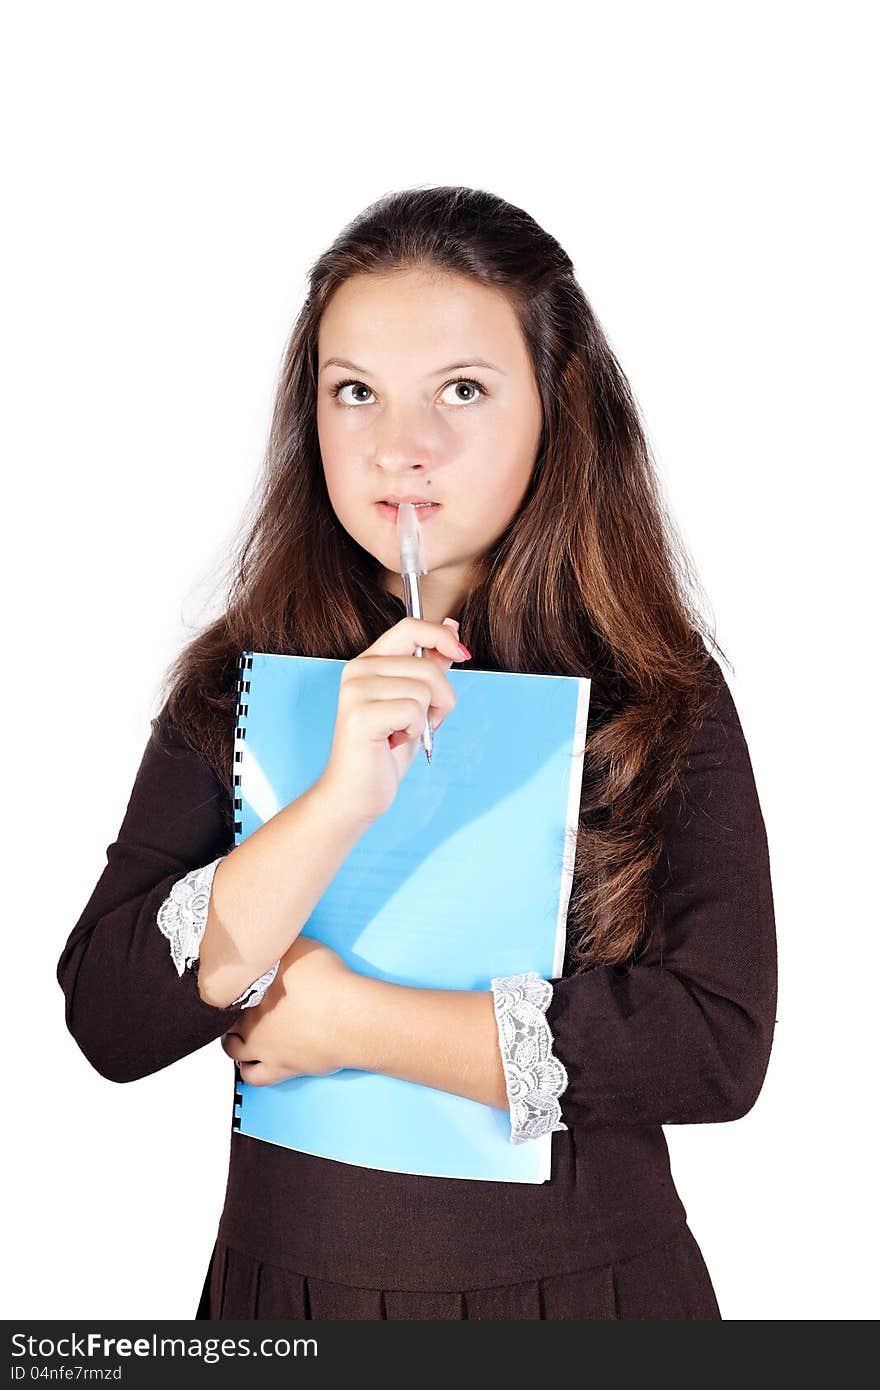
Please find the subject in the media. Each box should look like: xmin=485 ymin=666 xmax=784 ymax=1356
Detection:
xmin=56 ymin=185 xmax=777 ymax=1320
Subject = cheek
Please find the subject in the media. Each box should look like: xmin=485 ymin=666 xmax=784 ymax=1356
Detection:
xmin=318 ymin=400 xmax=372 ymax=452
xmin=317 ymin=414 xmax=353 ymax=505
xmin=463 ymin=426 xmax=537 ymax=527
xmin=323 ymin=473 xmax=359 ymax=534
xmin=317 ymin=407 xmax=373 ymax=499
xmin=478 ymin=391 xmax=539 ymax=456
xmin=473 ymin=475 xmax=530 ymax=533
xmin=316 ymin=401 xmax=339 ymax=462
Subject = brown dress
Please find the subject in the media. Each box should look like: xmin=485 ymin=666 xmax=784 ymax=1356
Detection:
xmin=56 ymin=663 xmax=776 ymax=1321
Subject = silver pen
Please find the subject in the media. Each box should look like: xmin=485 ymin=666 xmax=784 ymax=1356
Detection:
xmin=397 ymin=501 xmax=433 ymax=763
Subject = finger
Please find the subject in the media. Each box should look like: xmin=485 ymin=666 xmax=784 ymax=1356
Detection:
xmin=419 ymin=621 xmax=460 ymax=673
xmin=344 ymin=672 xmax=453 ymax=732
xmin=365 ymin=695 xmax=444 ymax=747
xmin=361 ymin=616 xmax=469 ymax=664
xmin=430 ymin=617 xmax=462 ymax=669
xmin=388 ymin=725 xmax=422 ymax=752
xmin=349 ymin=647 xmax=462 ymax=716
xmin=239 ymin=1060 xmax=289 ymax=1088
xmin=418 ymin=617 xmax=461 ymax=728
xmin=221 ymin=1032 xmax=251 ymax=1063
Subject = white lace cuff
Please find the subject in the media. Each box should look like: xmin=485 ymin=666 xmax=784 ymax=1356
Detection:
xmin=156 ymin=855 xmax=281 ymax=1008
xmin=490 ymin=971 xmax=569 ymax=1144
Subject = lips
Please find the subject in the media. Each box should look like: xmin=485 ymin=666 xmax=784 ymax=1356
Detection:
xmin=376 ymin=501 xmax=442 ymax=521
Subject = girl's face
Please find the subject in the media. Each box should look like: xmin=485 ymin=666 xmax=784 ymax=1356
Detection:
xmin=316 ymin=266 xmax=543 ymax=622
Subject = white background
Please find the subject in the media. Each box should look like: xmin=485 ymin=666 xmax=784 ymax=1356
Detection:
xmin=3 ymin=1 xmax=876 ymax=1321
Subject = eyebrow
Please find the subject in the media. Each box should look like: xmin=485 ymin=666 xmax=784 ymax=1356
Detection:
xmin=319 ymin=356 xmax=506 ymax=376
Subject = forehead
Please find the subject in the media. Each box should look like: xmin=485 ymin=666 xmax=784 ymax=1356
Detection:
xmin=317 ymin=268 xmax=525 ymax=370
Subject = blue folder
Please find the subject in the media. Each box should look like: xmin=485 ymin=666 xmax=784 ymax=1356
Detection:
xmin=232 ymin=652 xmax=590 ymax=1183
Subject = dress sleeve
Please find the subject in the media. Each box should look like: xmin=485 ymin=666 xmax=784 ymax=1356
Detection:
xmin=156 ymin=854 xmax=280 ymax=1008
xmin=490 ymin=971 xmax=570 ymax=1144
xmin=542 ymin=670 xmax=777 ymax=1129
xmin=56 ymin=706 xmax=280 ymax=1083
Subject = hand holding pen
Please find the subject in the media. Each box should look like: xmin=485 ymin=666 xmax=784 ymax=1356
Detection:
xmin=317 ymin=502 xmax=470 ymax=822
xmin=320 ymin=615 xmax=469 ymax=826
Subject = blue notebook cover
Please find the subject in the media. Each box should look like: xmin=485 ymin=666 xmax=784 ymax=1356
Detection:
xmin=231 ymin=652 xmax=590 ymax=1183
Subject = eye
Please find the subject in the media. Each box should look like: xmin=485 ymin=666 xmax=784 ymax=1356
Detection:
xmin=329 ymin=379 xmax=375 ymax=407
xmin=439 ymin=376 xmax=487 ymax=406
xmin=327 ymin=374 xmax=488 ymax=409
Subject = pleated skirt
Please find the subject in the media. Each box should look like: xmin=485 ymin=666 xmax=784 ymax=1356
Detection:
xmin=196 ymin=1223 xmax=721 ymax=1320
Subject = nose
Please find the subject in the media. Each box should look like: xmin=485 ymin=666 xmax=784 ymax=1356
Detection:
xmin=370 ymin=398 xmax=438 ymax=471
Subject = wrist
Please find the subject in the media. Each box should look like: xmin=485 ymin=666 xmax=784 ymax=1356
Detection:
xmin=310 ymin=773 xmax=378 ymax=838
xmin=333 ymin=969 xmax=387 ymax=1072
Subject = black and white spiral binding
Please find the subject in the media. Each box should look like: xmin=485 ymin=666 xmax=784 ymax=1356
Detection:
xmin=233 ymin=652 xmax=253 ymax=842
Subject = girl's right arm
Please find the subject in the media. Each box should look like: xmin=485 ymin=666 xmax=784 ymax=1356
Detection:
xmin=56 ymin=710 xmax=371 ymax=1083
xmin=57 ymin=617 xmax=465 ymax=1082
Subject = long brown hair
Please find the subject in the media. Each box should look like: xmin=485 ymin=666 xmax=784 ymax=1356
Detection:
xmin=158 ymin=184 xmax=727 ymax=975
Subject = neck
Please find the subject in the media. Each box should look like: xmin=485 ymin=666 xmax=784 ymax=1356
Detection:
xmin=381 ymin=569 xmax=469 ymax=627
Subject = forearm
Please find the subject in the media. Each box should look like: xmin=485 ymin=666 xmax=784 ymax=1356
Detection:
xmin=197 ymin=779 xmax=370 ymax=1008
xmin=343 ymin=975 xmax=509 ymax=1112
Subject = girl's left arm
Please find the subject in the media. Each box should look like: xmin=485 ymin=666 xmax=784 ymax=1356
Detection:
xmin=339 ymin=975 xmax=510 ymax=1113
xmin=336 ymin=665 xmax=777 ymax=1143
